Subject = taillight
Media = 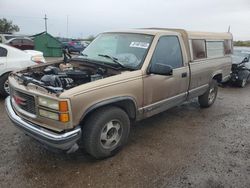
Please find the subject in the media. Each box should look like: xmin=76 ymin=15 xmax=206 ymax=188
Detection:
xmin=31 ymin=56 xmax=45 ymax=64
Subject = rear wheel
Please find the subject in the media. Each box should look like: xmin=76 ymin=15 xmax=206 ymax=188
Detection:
xmin=0 ymin=73 xmax=10 ymax=98
xmin=82 ymin=106 xmax=130 ymax=159
xmin=198 ymin=80 xmax=218 ymax=108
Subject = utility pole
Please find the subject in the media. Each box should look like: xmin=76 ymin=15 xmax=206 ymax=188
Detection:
xmin=43 ymin=14 xmax=48 ymax=33
xmin=66 ymin=15 xmax=69 ymax=38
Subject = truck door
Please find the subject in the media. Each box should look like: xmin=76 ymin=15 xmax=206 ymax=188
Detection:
xmin=143 ymin=35 xmax=189 ymax=118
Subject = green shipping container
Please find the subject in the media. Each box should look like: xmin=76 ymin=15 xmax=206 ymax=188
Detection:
xmin=32 ymin=32 xmax=62 ymax=57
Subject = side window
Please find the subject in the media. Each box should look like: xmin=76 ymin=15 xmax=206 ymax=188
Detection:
xmin=206 ymin=41 xmax=224 ymax=58
xmin=11 ymin=39 xmax=21 ymax=45
xmin=22 ymin=39 xmax=34 ymax=45
xmin=192 ymin=40 xmax=206 ymax=60
xmin=0 ymin=36 xmax=2 ymax=43
xmin=151 ymin=36 xmax=183 ymax=69
xmin=0 ymin=47 xmax=7 ymax=57
xmin=224 ymin=39 xmax=232 ymax=55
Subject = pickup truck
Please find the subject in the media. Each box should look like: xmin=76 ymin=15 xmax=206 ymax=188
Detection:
xmin=5 ymin=28 xmax=233 ymax=159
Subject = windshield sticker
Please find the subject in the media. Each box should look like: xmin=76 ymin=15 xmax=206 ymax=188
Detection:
xmin=130 ymin=42 xmax=149 ymax=49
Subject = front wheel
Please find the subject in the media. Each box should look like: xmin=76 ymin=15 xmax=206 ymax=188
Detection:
xmin=198 ymin=80 xmax=218 ymax=108
xmin=82 ymin=106 xmax=130 ymax=159
xmin=0 ymin=73 xmax=10 ymax=98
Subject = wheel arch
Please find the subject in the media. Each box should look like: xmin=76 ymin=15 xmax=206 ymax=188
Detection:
xmin=79 ymin=96 xmax=138 ymax=125
xmin=212 ymin=72 xmax=223 ymax=83
xmin=0 ymin=70 xmax=13 ymax=77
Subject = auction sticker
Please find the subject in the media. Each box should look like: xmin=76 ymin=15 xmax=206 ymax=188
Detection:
xmin=130 ymin=42 xmax=149 ymax=49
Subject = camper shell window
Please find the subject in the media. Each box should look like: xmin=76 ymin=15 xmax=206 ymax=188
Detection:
xmin=191 ymin=39 xmax=233 ymax=61
xmin=192 ymin=39 xmax=207 ymax=60
xmin=206 ymin=41 xmax=224 ymax=58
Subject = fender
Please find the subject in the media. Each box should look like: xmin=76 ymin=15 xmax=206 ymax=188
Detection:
xmin=0 ymin=68 xmax=15 ymax=77
xmin=79 ymin=96 xmax=138 ymax=123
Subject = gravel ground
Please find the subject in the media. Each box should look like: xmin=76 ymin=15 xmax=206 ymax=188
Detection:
xmin=0 ymin=84 xmax=249 ymax=188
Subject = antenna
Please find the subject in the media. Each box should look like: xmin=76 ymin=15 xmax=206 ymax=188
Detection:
xmin=227 ymin=25 xmax=231 ymax=33
xmin=43 ymin=14 xmax=48 ymax=33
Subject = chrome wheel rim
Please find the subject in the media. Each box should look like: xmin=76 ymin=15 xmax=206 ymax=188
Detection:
xmin=208 ymin=87 xmax=215 ymax=104
xmin=4 ymin=79 xmax=10 ymax=94
xmin=100 ymin=120 xmax=122 ymax=149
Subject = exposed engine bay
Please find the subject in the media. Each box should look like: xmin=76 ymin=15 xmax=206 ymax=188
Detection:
xmin=13 ymin=60 xmax=122 ymax=94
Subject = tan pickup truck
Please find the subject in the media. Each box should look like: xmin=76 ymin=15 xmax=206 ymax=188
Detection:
xmin=5 ymin=28 xmax=233 ymax=159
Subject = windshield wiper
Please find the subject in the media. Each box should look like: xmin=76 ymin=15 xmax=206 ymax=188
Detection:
xmin=98 ymin=54 xmax=127 ymax=69
xmin=80 ymin=53 xmax=88 ymax=57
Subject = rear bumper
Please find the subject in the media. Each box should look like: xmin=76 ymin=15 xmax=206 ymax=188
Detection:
xmin=5 ymin=96 xmax=82 ymax=153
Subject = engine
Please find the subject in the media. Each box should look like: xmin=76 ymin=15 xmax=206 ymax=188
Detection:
xmin=40 ymin=66 xmax=92 ymax=89
xmin=20 ymin=64 xmax=108 ymax=94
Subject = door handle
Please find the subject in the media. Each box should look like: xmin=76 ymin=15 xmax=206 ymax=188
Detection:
xmin=181 ymin=72 xmax=187 ymax=78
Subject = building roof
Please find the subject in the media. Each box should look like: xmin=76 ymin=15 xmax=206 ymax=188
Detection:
xmin=31 ymin=31 xmax=62 ymax=44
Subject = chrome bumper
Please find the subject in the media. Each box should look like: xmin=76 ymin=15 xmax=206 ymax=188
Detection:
xmin=5 ymin=96 xmax=82 ymax=153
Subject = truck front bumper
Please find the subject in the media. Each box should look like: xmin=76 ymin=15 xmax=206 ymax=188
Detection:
xmin=5 ymin=96 xmax=82 ymax=153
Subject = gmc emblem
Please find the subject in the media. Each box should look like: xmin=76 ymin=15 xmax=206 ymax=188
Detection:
xmin=13 ymin=95 xmax=27 ymax=106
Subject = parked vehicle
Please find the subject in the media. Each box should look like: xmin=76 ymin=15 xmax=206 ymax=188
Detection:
xmin=62 ymin=41 xmax=85 ymax=54
xmin=0 ymin=34 xmax=19 ymax=43
xmin=231 ymin=49 xmax=250 ymax=87
xmin=0 ymin=43 xmax=45 ymax=97
xmin=80 ymin=40 xmax=91 ymax=48
xmin=5 ymin=28 xmax=232 ymax=159
xmin=5 ymin=37 xmax=34 ymax=50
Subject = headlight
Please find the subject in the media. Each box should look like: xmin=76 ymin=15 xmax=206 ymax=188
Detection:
xmin=39 ymin=109 xmax=70 ymax=122
xmin=39 ymin=109 xmax=59 ymax=121
xmin=38 ymin=97 xmax=70 ymax=122
xmin=38 ymin=97 xmax=59 ymax=110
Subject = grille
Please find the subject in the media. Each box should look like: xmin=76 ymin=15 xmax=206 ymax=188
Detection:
xmin=13 ymin=90 xmax=36 ymax=115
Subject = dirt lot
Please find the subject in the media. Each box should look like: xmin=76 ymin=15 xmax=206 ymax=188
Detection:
xmin=0 ymin=84 xmax=249 ymax=188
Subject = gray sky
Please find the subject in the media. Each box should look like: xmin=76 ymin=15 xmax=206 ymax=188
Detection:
xmin=1 ymin=0 xmax=250 ymax=40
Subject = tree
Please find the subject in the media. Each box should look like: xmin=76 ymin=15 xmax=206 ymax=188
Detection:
xmin=0 ymin=18 xmax=20 ymax=33
xmin=87 ymin=35 xmax=95 ymax=41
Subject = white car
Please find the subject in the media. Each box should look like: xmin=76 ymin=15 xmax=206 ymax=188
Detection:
xmin=0 ymin=43 xmax=46 ymax=97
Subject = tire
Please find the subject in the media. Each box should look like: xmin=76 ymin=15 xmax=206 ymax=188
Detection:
xmin=198 ymin=80 xmax=218 ymax=108
xmin=82 ymin=106 xmax=130 ymax=159
xmin=237 ymin=78 xmax=247 ymax=88
xmin=0 ymin=73 xmax=10 ymax=98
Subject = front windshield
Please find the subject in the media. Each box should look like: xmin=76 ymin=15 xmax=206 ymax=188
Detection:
xmin=80 ymin=33 xmax=153 ymax=69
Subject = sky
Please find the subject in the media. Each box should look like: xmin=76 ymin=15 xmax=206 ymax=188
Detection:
xmin=1 ymin=0 xmax=250 ymax=40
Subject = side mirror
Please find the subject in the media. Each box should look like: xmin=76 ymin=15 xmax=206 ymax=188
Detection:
xmin=149 ymin=63 xmax=173 ymax=76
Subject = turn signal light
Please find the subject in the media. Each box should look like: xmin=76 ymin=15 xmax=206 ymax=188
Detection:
xmin=60 ymin=113 xmax=70 ymax=122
